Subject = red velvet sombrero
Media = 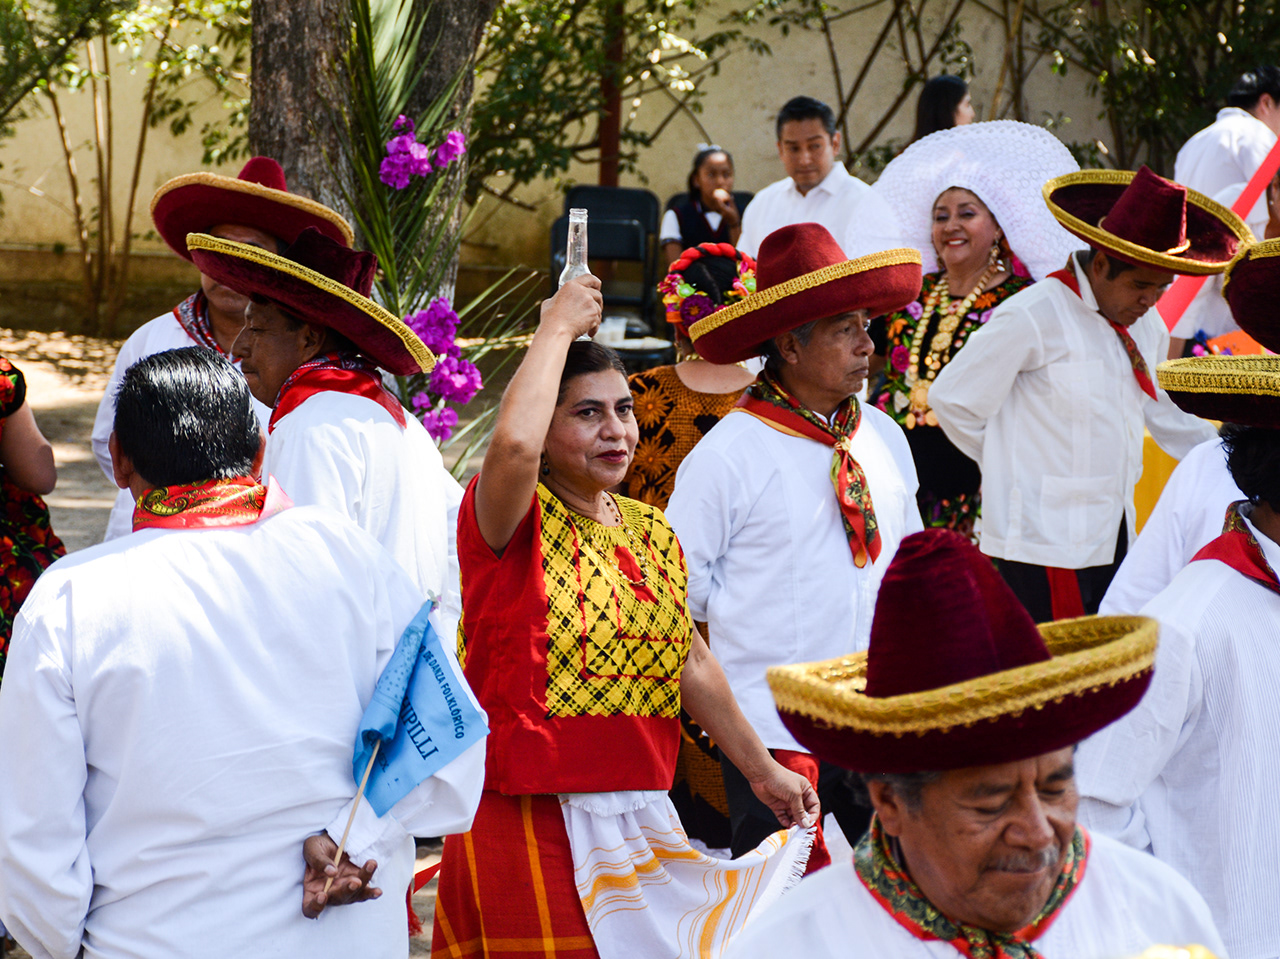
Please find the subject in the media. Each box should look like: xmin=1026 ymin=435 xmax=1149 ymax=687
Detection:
xmin=187 ymin=228 xmax=434 ymax=375
xmin=767 ymin=529 xmax=1157 ymax=774
xmin=1043 ymin=165 xmax=1250 ymax=276
xmin=688 ymin=223 xmax=922 ymax=364
xmin=1223 ymin=238 xmax=1280 ymax=353
xmin=151 ymin=156 xmax=354 ymax=261
xmin=1157 ymin=356 xmax=1280 ymax=428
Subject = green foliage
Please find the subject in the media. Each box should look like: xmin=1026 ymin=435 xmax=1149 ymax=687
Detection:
xmin=469 ymin=0 xmax=757 ymax=203
xmin=0 ymin=0 xmax=132 ymax=135
xmin=1034 ymin=0 xmax=1280 ymax=173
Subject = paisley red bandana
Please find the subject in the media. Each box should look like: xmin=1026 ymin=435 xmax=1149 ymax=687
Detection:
xmin=173 ymin=290 xmax=221 ymax=353
xmin=1192 ymin=500 xmax=1280 ymax=596
xmin=734 ymin=370 xmax=880 ymax=567
xmin=269 ymin=351 xmax=406 ymax=433
xmin=132 ymin=476 xmax=291 ymax=532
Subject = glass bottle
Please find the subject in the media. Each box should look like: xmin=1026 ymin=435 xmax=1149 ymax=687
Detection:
xmin=558 ymin=208 xmax=592 ymax=287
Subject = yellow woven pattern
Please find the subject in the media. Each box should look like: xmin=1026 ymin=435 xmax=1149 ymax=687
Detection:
xmin=1223 ymin=236 xmax=1280 ymax=298
xmin=767 ymin=615 xmax=1157 ymax=735
xmin=186 ymin=233 xmax=435 ymax=373
xmin=538 ymin=486 xmax=691 ymax=719
xmin=1042 ymin=170 xmax=1252 ymax=276
xmin=687 ymin=248 xmax=922 ymax=340
xmin=1157 ymin=356 xmax=1280 ymax=396
xmin=151 ymin=172 xmax=355 ymax=245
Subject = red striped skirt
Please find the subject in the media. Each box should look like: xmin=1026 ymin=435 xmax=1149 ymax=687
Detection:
xmin=431 ymin=791 xmax=600 ymax=959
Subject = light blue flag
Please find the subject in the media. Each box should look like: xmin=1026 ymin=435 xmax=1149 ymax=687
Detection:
xmin=353 ymin=603 xmax=488 ymax=816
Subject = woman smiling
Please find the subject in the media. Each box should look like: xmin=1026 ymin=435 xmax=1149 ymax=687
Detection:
xmin=432 ymin=275 xmax=818 ymax=959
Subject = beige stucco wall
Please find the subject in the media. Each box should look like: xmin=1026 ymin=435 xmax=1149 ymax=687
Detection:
xmin=0 ymin=2 xmax=1111 ymax=329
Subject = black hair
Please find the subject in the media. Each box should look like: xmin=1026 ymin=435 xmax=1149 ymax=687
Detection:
xmin=557 ymin=341 xmax=627 ymax=404
xmin=1220 ymin=423 xmax=1280 ymax=511
xmin=1079 ymin=247 xmax=1137 ymax=280
xmin=687 ymin=146 xmax=734 ymax=199
xmin=775 ymin=96 xmax=837 ymax=140
xmin=1226 ymin=66 xmax=1280 ymax=111
xmin=760 ymin=318 xmax=819 ymax=374
xmin=911 ymin=75 xmax=969 ymax=143
xmin=113 ymin=347 xmax=262 ymax=487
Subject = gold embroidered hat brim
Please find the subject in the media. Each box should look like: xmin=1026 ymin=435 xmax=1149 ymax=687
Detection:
xmin=768 ymin=615 xmax=1158 ymax=772
xmin=1043 ymin=170 xmax=1251 ymax=276
xmin=1157 ymin=355 xmax=1280 ymax=427
xmin=186 ymin=232 xmax=435 ymax=375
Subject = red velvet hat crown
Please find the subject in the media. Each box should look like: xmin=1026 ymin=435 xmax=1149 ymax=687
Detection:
xmin=1223 ymin=238 xmax=1280 ymax=353
xmin=1044 ymin=166 xmax=1249 ymax=276
xmin=688 ymin=223 xmax=922 ymax=364
xmin=151 ymin=156 xmax=355 ymax=261
xmin=187 ymin=228 xmax=434 ymax=375
xmin=768 ymin=529 xmax=1158 ymax=773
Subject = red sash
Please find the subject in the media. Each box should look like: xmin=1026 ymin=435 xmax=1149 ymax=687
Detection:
xmin=269 ymin=353 xmax=406 ymax=433
xmin=132 ymin=476 xmax=292 ymax=532
xmin=1192 ymin=501 xmax=1280 ymax=597
xmin=1048 ymin=265 xmax=1158 ymax=401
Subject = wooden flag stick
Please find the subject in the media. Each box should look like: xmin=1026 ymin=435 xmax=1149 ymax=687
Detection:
xmin=323 ymin=739 xmax=381 ymax=896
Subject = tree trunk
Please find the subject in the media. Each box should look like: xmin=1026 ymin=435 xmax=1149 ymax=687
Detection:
xmin=248 ymin=0 xmax=351 ymax=219
xmin=406 ymin=0 xmax=500 ymax=301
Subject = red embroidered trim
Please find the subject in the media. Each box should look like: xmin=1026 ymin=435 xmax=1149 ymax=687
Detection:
xmin=172 ymin=291 xmax=222 ymax=353
xmin=1192 ymin=501 xmax=1280 ymax=597
xmin=132 ymin=476 xmax=292 ymax=531
xmin=269 ymin=352 xmax=407 ymax=433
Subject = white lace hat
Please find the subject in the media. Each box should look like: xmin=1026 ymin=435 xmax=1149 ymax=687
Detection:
xmin=873 ymin=120 xmax=1082 ymax=281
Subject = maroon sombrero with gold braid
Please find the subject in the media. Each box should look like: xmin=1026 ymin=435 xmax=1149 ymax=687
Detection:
xmin=688 ymin=223 xmax=922 ymax=364
xmin=1222 ymin=237 xmax=1280 ymax=354
xmin=151 ymin=156 xmax=354 ymax=261
xmin=768 ymin=529 xmax=1157 ymax=774
xmin=1043 ymin=165 xmax=1249 ymax=276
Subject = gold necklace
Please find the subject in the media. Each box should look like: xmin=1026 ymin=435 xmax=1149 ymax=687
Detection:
xmin=902 ymin=247 xmax=1001 ymax=429
xmin=570 ymin=495 xmax=650 ymax=586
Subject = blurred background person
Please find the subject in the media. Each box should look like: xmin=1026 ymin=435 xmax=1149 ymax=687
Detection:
xmin=910 ymin=74 xmax=975 ymax=143
xmin=660 ymin=146 xmax=752 ymax=270
xmin=870 ymin=121 xmax=1079 ymax=538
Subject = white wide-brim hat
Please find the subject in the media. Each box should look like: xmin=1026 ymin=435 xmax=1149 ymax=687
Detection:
xmin=873 ymin=120 xmax=1082 ymax=281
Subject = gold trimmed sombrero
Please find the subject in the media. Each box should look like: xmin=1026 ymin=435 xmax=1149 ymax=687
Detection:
xmin=187 ymin=230 xmax=435 ymax=376
xmin=1157 ymin=355 xmax=1280 ymax=428
xmin=688 ymin=223 xmax=922 ymax=364
xmin=1222 ymin=238 xmax=1280 ymax=353
xmin=768 ymin=529 xmax=1157 ymax=773
xmin=152 ymin=156 xmax=354 ymax=261
xmin=1043 ymin=166 xmax=1250 ymax=276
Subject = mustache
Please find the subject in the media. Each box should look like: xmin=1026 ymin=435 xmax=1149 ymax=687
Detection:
xmin=987 ymin=844 xmax=1061 ymax=874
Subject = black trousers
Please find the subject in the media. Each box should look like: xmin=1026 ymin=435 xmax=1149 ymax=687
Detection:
xmin=995 ymin=521 xmax=1128 ymax=623
xmin=719 ymin=751 xmax=871 ymax=859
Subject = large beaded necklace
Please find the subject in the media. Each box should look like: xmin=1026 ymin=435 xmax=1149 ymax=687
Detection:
xmin=903 ymin=248 xmax=1002 ymax=430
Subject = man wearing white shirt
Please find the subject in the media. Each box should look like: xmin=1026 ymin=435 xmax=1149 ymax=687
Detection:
xmin=737 ymin=96 xmax=903 ymax=259
xmin=1172 ymin=66 xmax=1280 ymax=349
xmin=186 ymin=228 xmax=464 ymax=636
xmin=0 ymin=348 xmax=486 ymax=959
xmin=930 ymin=167 xmax=1235 ymax=622
xmin=667 ymin=223 xmax=924 ymax=869
xmin=90 ymin=157 xmax=354 ymax=541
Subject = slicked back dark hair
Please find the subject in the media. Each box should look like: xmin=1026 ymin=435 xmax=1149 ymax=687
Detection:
xmin=776 ymin=96 xmax=837 ymax=140
xmin=1227 ymin=66 xmax=1280 ymax=110
xmin=114 ymin=347 xmax=262 ymax=487
xmin=556 ymin=340 xmax=627 ymax=404
xmin=1220 ymin=423 xmax=1280 ymax=511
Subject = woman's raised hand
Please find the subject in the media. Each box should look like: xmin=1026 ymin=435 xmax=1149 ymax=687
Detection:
xmin=541 ymin=274 xmax=604 ymax=341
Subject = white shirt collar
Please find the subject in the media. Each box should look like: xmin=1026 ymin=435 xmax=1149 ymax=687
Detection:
xmin=1218 ymin=106 xmax=1267 ymax=127
xmin=1069 ymin=252 xmax=1104 ymax=314
xmin=1241 ymin=505 xmax=1280 ymax=571
xmin=789 ymin=162 xmax=850 ymax=199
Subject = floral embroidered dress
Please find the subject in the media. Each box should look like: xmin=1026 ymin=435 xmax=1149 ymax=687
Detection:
xmin=871 ymin=271 xmax=1030 ymax=538
xmin=0 ymin=357 xmax=66 ymax=681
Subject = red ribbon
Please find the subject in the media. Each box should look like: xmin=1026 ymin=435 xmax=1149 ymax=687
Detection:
xmin=270 ymin=353 xmax=406 ymax=433
xmin=1048 ymin=266 xmax=1158 ymax=401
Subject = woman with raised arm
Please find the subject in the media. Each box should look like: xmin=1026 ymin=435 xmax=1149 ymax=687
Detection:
xmin=432 ymin=275 xmax=819 ymax=959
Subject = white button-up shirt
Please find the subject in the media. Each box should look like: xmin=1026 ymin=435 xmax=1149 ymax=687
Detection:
xmin=1078 ymin=509 xmax=1280 ymax=959
xmin=1099 ymin=437 xmax=1243 ymax=614
xmin=665 ymin=405 xmax=922 ymax=751
xmin=736 ymin=163 xmax=904 ymax=259
xmin=929 ymin=254 xmax=1217 ymax=568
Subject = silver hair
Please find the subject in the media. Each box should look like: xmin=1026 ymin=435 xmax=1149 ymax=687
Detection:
xmin=760 ymin=318 xmax=819 ymax=373
xmin=860 ymin=770 xmax=943 ymax=811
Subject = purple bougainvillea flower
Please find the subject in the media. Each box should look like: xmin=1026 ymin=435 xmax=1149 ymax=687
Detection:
xmin=420 ymin=405 xmax=460 ymax=442
xmin=434 ymin=130 xmax=467 ymax=168
xmin=429 ymin=354 xmax=484 ymax=405
xmin=406 ymin=297 xmax=460 ymax=356
xmin=890 ymin=345 xmax=910 ymax=373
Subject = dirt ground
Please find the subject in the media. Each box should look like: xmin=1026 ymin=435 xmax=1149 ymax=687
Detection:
xmin=0 ymin=330 xmax=443 ymax=956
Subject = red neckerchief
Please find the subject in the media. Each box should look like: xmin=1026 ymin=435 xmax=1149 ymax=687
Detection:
xmin=132 ymin=476 xmax=291 ymax=532
xmin=1047 ymin=260 xmax=1158 ymax=401
xmin=269 ymin=352 xmax=406 ymax=433
xmin=732 ymin=370 xmax=880 ymax=568
xmin=1192 ymin=501 xmax=1280 ymax=597
xmin=173 ymin=291 xmax=222 ymax=353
